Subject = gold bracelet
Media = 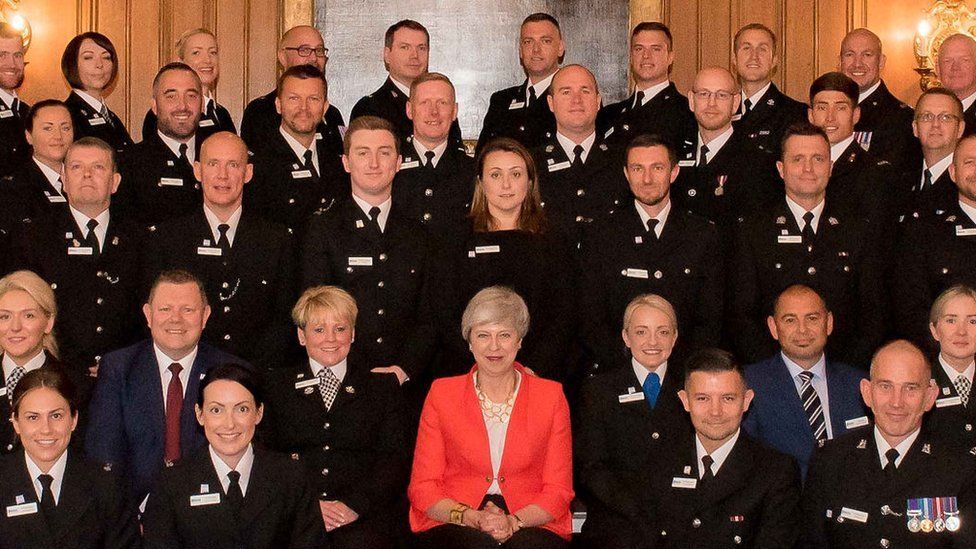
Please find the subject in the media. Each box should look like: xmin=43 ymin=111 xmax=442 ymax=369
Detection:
xmin=450 ymin=503 xmax=470 ymax=525
xmin=513 ymin=513 xmax=525 ymax=530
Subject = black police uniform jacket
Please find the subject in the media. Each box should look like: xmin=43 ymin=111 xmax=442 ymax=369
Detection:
xmin=732 ymin=82 xmax=808 ymax=159
xmin=600 ymin=82 xmax=697 ymax=151
xmin=141 ymin=446 xmax=325 ymax=549
xmin=826 ymin=138 xmax=894 ymax=227
xmin=64 ymin=91 xmax=132 ymax=156
xmin=477 ymin=79 xmax=556 ymax=152
xmin=854 ymin=80 xmax=920 ymax=172
xmin=142 ymin=100 xmax=237 ymax=146
xmin=11 ymin=211 xmax=143 ymax=371
xmin=730 ymin=198 xmax=886 ymax=367
xmin=640 ymin=431 xmax=801 ymax=549
xmin=801 ymin=426 xmax=976 ymax=548
xmin=574 ymin=361 xmax=692 ymax=548
xmin=351 ymin=77 xmax=463 ymax=144
xmin=144 ymin=208 xmax=297 ymax=366
xmin=115 ymin=132 xmax=200 ymax=226
xmin=963 ymin=101 xmax=976 ymax=139
xmin=896 ymin=163 xmax=958 ymax=223
xmin=894 ymin=204 xmax=976 ymax=348
xmin=578 ymin=204 xmax=723 ymax=370
xmin=0 ymin=161 xmax=69 ymax=231
xmin=0 ymin=451 xmax=140 ymax=549
xmin=246 ymin=127 xmax=350 ymax=240
xmin=0 ymin=96 xmax=30 ymax=178
xmin=261 ymin=359 xmax=410 ymax=541
xmin=301 ymin=199 xmax=436 ymax=381
xmin=241 ymin=89 xmax=345 ymax=161
xmin=926 ymin=362 xmax=976 ymax=450
xmin=392 ymin=135 xmax=475 ymax=241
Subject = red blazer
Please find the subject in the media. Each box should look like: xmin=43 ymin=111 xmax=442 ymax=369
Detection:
xmin=408 ymin=364 xmax=574 ymax=539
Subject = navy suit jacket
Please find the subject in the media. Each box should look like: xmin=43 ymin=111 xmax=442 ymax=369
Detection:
xmin=84 ymin=339 xmax=246 ymax=500
xmin=743 ymin=353 xmax=867 ymax=477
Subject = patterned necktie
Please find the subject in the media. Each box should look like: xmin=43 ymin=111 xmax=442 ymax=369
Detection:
xmin=99 ymin=103 xmax=114 ymax=128
xmin=883 ymin=448 xmax=899 ymax=477
xmin=701 ymin=455 xmax=715 ymax=483
xmin=572 ymin=145 xmax=584 ymax=168
xmin=317 ymin=367 xmax=340 ymax=410
xmin=642 ymin=372 xmax=661 ymax=411
xmin=798 ymin=371 xmax=827 ymax=443
xmin=206 ymin=100 xmax=218 ymax=123
xmin=955 ymin=375 xmax=972 ymax=407
xmin=85 ymin=218 xmax=100 ymax=255
xmin=38 ymin=474 xmax=55 ymax=516
xmin=5 ymin=366 xmax=24 ymax=404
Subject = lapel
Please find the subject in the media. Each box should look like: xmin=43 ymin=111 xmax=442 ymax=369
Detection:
xmin=610 ymin=365 xmax=655 ymax=429
xmin=326 ymin=359 xmax=365 ymax=414
xmin=653 ymin=207 xmax=688 ymax=255
xmin=887 ymin=435 xmax=931 ymax=496
xmin=541 ymin=134 xmax=571 ymax=167
xmin=47 ymin=452 xmax=95 ymax=540
xmin=383 ymin=77 xmax=408 ymax=108
xmin=181 ymin=347 xmax=210 ymax=449
xmin=342 ymin=200 xmax=382 ymax=245
xmin=498 ymin=366 xmax=531 ymax=477
xmin=131 ymin=342 xmax=167 ymax=438
xmin=772 ymin=198 xmax=803 ymax=237
xmin=931 ymin=359 xmax=976 ymax=420
xmin=27 ymin=162 xmax=61 ymax=197
xmin=767 ymin=354 xmax=813 ymax=440
xmin=829 ymin=140 xmax=863 ymax=180
xmin=270 ymin=129 xmax=305 ymax=166
xmin=696 ymin=434 xmax=755 ymax=511
xmin=746 ymin=82 xmax=783 ymax=121
xmin=461 ymin=369 xmax=493 ymax=476
xmin=846 ymin=430 xmax=886 ymax=501
xmin=645 ymin=82 xmax=681 ymax=111
xmin=9 ymin=452 xmax=54 ymax=544
xmin=189 ymin=209 xmax=218 ymax=249
xmin=239 ymin=449 xmax=273 ymax=526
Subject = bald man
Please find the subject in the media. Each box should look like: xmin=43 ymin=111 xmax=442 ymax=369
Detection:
xmin=143 ymin=131 xmax=297 ymax=365
xmin=240 ymin=25 xmax=346 ymax=159
xmin=939 ymin=33 xmax=976 ymax=137
xmin=672 ymin=66 xmax=780 ymax=231
xmin=840 ymin=28 xmax=920 ymax=171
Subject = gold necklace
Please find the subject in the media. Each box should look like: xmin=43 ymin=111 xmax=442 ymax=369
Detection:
xmin=475 ymin=372 xmax=517 ymax=424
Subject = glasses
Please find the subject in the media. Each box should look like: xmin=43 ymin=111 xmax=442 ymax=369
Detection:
xmin=916 ymin=112 xmax=960 ymax=124
xmin=692 ymin=89 xmax=735 ymax=102
xmin=284 ymin=46 xmax=329 ymax=59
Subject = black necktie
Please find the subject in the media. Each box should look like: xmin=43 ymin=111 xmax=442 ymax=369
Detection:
xmin=178 ymin=143 xmax=189 ymax=167
xmin=11 ymin=98 xmax=20 ymax=118
xmin=744 ymin=98 xmax=753 ymax=113
xmin=801 ymin=211 xmax=816 ymax=246
xmin=226 ymin=470 xmax=243 ymax=515
xmin=424 ymin=150 xmax=436 ymax=168
xmin=528 ymin=85 xmax=537 ymax=106
xmin=85 ymin=218 xmax=100 ymax=255
xmin=572 ymin=145 xmax=584 ymax=168
xmin=922 ymin=168 xmax=933 ymax=191
xmin=701 ymin=455 xmax=715 ymax=483
xmin=206 ymin=100 xmax=217 ymax=123
xmin=635 ymin=90 xmax=645 ymax=109
xmin=216 ymin=223 xmax=230 ymax=252
xmin=646 ymin=217 xmax=659 ymax=239
xmin=368 ymin=206 xmax=382 ymax=234
xmin=698 ymin=144 xmax=710 ymax=166
xmin=38 ymin=474 xmax=55 ymax=516
xmin=883 ymin=448 xmax=899 ymax=477
xmin=303 ymin=149 xmax=319 ymax=180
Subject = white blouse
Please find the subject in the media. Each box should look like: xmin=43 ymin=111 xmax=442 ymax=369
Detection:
xmin=474 ymin=371 xmax=522 ymax=495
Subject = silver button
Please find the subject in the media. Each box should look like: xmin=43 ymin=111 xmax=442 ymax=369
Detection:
xmin=576 ymin=189 xmax=585 ymax=196
xmin=223 ymin=334 xmax=231 ymax=340
xmin=376 ymin=337 xmax=383 ymax=343
xmin=880 ymin=539 xmax=889 ymax=548
xmin=347 ymin=267 xmax=354 ymax=273
xmin=967 ymin=424 xmax=973 ymax=432
xmin=288 ymin=198 xmax=295 ymax=204
xmin=377 ymin=309 xmax=385 ymax=315
xmin=651 ymin=432 xmax=660 ymax=440
xmin=324 ymin=445 xmax=330 ymax=451
xmin=95 ymin=326 xmax=103 ymax=333
xmin=323 ymin=422 xmax=331 ymax=429
xmin=734 ymin=535 xmax=742 ymax=544
xmin=422 ymin=213 xmax=431 ymax=221
xmin=379 ymin=253 xmax=387 ymax=261
xmin=222 ymin=282 xmax=229 ymax=289
xmin=692 ymin=518 xmax=701 ymax=528
xmin=575 ymin=216 xmax=584 ymax=222
xmin=96 ymin=298 xmax=104 ymax=305
xmin=807 ymin=266 xmax=816 ymax=275
xmin=224 ymin=306 xmax=230 ymax=313
xmin=321 ymin=468 xmax=329 ymax=475
xmin=377 ymin=281 xmax=385 ymax=288
xmin=425 ymin=189 xmax=433 ymax=197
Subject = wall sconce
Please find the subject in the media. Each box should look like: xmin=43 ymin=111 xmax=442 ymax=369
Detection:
xmin=914 ymin=0 xmax=976 ymax=90
xmin=0 ymin=0 xmax=31 ymax=52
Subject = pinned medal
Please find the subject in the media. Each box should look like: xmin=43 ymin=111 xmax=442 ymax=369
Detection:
xmin=857 ymin=439 xmax=867 ymax=449
xmin=766 ymin=98 xmax=774 ymax=106
xmin=944 ymin=496 xmax=961 ymax=532
xmin=599 ymin=143 xmax=608 ymax=151
xmin=907 ymin=499 xmax=922 ymax=532
xmin=304 ymin=387 xmax=315 ymax=395
xmin=947 ymin=215 xmax=957 ymax=223
xmin=715 ymin=175 xmax=727 ymax=196
xmin=828 ymin=217 xmax=838 ymax=226
xmin=345 ymin=386 xmax=355 ymax=394
xmin=112 ymin=236 xmax=119 ymax=246
xmin=683 ymin=466 xmax=692 ymax=475
xmin=776 ymin=216 xmax=786 ymax=225
xmin=922 ymin=443 xmax=931 ymax=454
xmin=545 ymin=145 xmax=554 ymax=153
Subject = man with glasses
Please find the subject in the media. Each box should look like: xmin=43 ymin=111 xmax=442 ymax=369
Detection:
xmin=241 ymin=25 xmax=345 ymax=159
xmin=0 ymin=22 xmax=30 ymax=177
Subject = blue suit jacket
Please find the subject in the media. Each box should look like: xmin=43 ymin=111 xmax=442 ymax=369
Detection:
xmin=743 ymin=353 xmax=867 ymax=478
xmin=84 ymin=340 xmax=246 ymax=500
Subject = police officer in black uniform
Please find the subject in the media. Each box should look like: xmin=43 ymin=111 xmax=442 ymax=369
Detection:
xmin=731 ymin=122 xmax=885 ymax=368
xmin=601 ymin=22 xmax=696 ymax=151
xmin=145 ymin=132 xmax=296 ymax=367
xmin=802 ymin=340 xmax=976 ymax=549
xmin=925 ymin=286 xmax=976 ymax=449
xmin=115 ymin=62 xmax=202 ymax=226
xmin=938 ymin=33 xmax=976 ymax=138
xmin=0 ymin=23 xmax=31 ymax=178
xmin=731 ymin=23 xmax=808 ymax=158
xmin=240 ymin=25 xmax=345 ymax=160
xmin=476 ymin=13 xmax=562 ymax=152
xmin=579 ymin=134 xmax=722 ymax=371
xmin=246 ymin=65 xmax=349 ymax=240
xmin=394 ymin=72 xmax=474 ymax=241
xmin=351 ymin=20 xmax=462 ymax=144
xmin=901 ymin=88 xmax=966 ymax=223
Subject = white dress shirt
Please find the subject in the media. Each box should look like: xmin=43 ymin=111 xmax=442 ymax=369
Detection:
xmin=279 ymin=127 xmax=319 ymax=174
xmin=25 ymin=449 xmax=68 ymax=504
xmin=697 ymin=126 xmax=734 ymax=164
xmin=922 ymin=154 xmax=954 ymax=189
xmin=209 ymin=444 xmax=255 ymax=497
xmin=556 ymin=131 xmax=596 ymax=164
xmin=154 ymin=344 xmax=198 ymax=407
xmin=412 ymin=138 xmax=448 ymax=168
xmin=635 ymin=80 xmax=670 ymax=108
xmin=527 ymin=73 xmax=556 ymax=104
xmin=782 ymin=352 xmax=834 ymax=439
xmin=742 ymin=82 xmax=771 ymax=111
xmin=157 ymin=131 xmax=196 ymax=164
xmin=2 ymin=351 xmax=46 ymax=382
xmin=203 ymin=204 xmax=242 ymax=248
xmin=69 ymin=205 xmax=110 ymax=251
xmin=696 ymin=429 xmax=740 ymax=478
xmin=632 ymin=357 xmax=668 ymax=387
xmin=858 ymin=80 xmax=882 ymax=104
xmin=962 ymin=91 xmax=976 ymax=113
xmin=959 ymin=200 xmax=976 ymax=226
xmin=309 ymin=357 xmax=347 ymax=384
xmin=634 ymin=199 xmax=671 ymax=239
xmin=874 ymin=426 xmax=920 ymax=469
xmin=785 ymin=195 xmax=825 ymax=233
xmin=352 ymin=194 xmax=392 ymax=232
xmin=939 ymin=354 xmax=975 ymax=388
xmin=72 ymin=90 xmax=107 ymax=115
xmin=476 ymin=371 xmax=522 ymax=495
xmin=32 ymin=159 xmax=64 ymax=195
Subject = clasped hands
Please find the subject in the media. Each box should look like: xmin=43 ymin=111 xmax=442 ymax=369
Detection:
xmin=463 ymin=501 xmax=520 ymax=543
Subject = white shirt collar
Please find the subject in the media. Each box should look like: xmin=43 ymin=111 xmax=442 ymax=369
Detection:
xmin=278 ymin=126 xmax=318 ymax=173
xmin=25 ymin=449 xmax=68 ymax=505
xmin=830 ymin=134 xmax=856 ymax=162
xmin=157 ymin=130 xmax=196 ymax=164
xmin=68 ymin=205 xmax=110 ymax=250
xmin=696 ymin=429 xmax=740 ymax=478
xmin=781 ymin=351 xmax=827 ymax=379
xmin=209 ymin=443 xmax=254 ymax=497
xmin=939 ymin=354 xmax=976 ymax=385
xmin=634 ymin=198 xmax=670 ymax=238
xmin=858 ymin=80 xmax=882 ymax=104
xmin=555 ymin=131 xmax=596 ymax=164
xmin=874 ymin=426 xmax=920 ymax=469
xmin=203 ymin=95 xmax=214 ymax=112
xmin=203 ymin=204 xmax=243 ymax=247
xmin=962 ymin=91 xmax=976 ymax=112
xmin=635 ymin=80 xmax=670 ymax=107
xmin=351 ymin=194 xmax=392 ymax=232
xmin=631 ymin=357 xmax=667 ymax=387
xmin=2 ymin=351 xmax=46 ymax=383
xmin=959 ymin=200 xmax=976 ymax=225
xmin=742 ymin=82 xmax=772 ymax=110
xmin=154 ymin=344 xmax=198 ymax=407
xmin=309 ymin=357 xmax=347 ymax=384
xmin=697 ymin=126 xmax=734 ymax=163
xmin=32 ymin=158 xmax=63 ymax=192
xmin=412 ymin=138 xmax=449 ymax=168
xmin=527 ymin=73 xmax=556 ymax=103
xmin=390 ymin=77 xmax=411 ymax=97
xmin=785 ymin=194 xmax=825 ymax=232
xmin=924 ymin=154 xmax=954 ymax=185
xmin=72 ymin=89 xmax=105 ymax=113
xmin=0 ymin=88 xmax=17 ymax=109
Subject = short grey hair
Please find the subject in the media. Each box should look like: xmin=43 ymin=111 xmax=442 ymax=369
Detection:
xmin=461 ymin=286 xmax=530 ymax=341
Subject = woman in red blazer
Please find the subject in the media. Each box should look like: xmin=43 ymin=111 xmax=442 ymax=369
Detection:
xmin=408 ymin=286 xmax=573 ymax=548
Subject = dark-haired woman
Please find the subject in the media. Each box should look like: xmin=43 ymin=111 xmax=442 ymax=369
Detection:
xmin=0 ymin=368 xmax=140 ymax=548
xmin=61 ymin=32 xmax=132 ymax=154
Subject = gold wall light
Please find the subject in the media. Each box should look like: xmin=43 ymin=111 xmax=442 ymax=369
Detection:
xmin=0 ymin=0 xmax=31 ymax=52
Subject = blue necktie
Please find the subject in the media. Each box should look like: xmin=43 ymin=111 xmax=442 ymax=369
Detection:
xmin=643 ymin=372 xmax=661 ymax=411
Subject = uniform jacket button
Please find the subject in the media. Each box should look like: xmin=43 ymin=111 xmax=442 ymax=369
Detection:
xmin=692 ymin=518 xmax=701 ymax=528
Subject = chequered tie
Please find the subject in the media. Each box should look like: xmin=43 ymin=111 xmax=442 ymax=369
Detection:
xmin=5 ymin=366 xmax=24 ymax=404
xmin=317 ymin=367 xmax=340 ymax=410
xmin=955 ymin=376 xmax=971 ymax=407
xmin=798 ymin=371 xmax=827 ymax=443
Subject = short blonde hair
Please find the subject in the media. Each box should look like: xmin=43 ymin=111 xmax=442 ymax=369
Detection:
xmin=0 ymin=270 xmax=58 ymax=359
xmin=461 ymin=286 xmax=530 ymax=341
xmin=292 ymin=286 xmax=358 ymax=329
xmin=622 ymin=293 xmax=677 ymax=332
xmin=930 ymin=284 xmax=976 ymax=326
xmin=175 ymin=28 xmax=216 ymax=60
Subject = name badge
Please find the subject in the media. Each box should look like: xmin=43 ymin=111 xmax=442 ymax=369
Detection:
xmin=291 ymin=170 xmax=313 ymax=179
xmin=845 ymin=416 xmax=869 ymax=429
xmin=189 ymin=493 xmax=221 ymax=507
xmin=508 ymin=101 xmax=525 ymax=110
xmin=159 ymin=177 xmax=184 ymax=187
xmin=547 ymin=161 xmax=571 ymax=172
xmin=199 ymin=119 xmax=215 ymax=127
xmin=0 ymin=110 xmax=12 ymax=119
xmin=348 ymin=256 xmax=373 ymax=267
xmin=839 ymin=507 xmax=869 ymax=523
xmin=400 ymin=160 xmax=420 ymax=170
xmin=678 ymin=160 xmax=696 ymax=167
xmin=777 ymin=235 xmax=802 ymax=244
xmin=672 ymin=477 xmax=698 ymax=489
xmin=295 ymin=378 xmax=318 ymax=390
xmin=618 ymin=392 xmax=644 ymax=403
xmin=5 ymin=502 xmax=37 ymax=517
xmin=955 ymin=226 xmax=976 ymax=237
xmin=89 ymin=116 xmax=107 ymax=126
xmin=936 ymin=395 xmax=963 ymax=408
xmin=475 ymin=245 xmax=501 ymax=254
xmin=67 ymin=246 xmax=94 ymax=255
xmin=46 ymin=194 xmax=67 ymax=203
xmin=624 ymin=268 xmax=649 ymax=279
xmin=197 ymin=246 xmax=222 ymax=256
